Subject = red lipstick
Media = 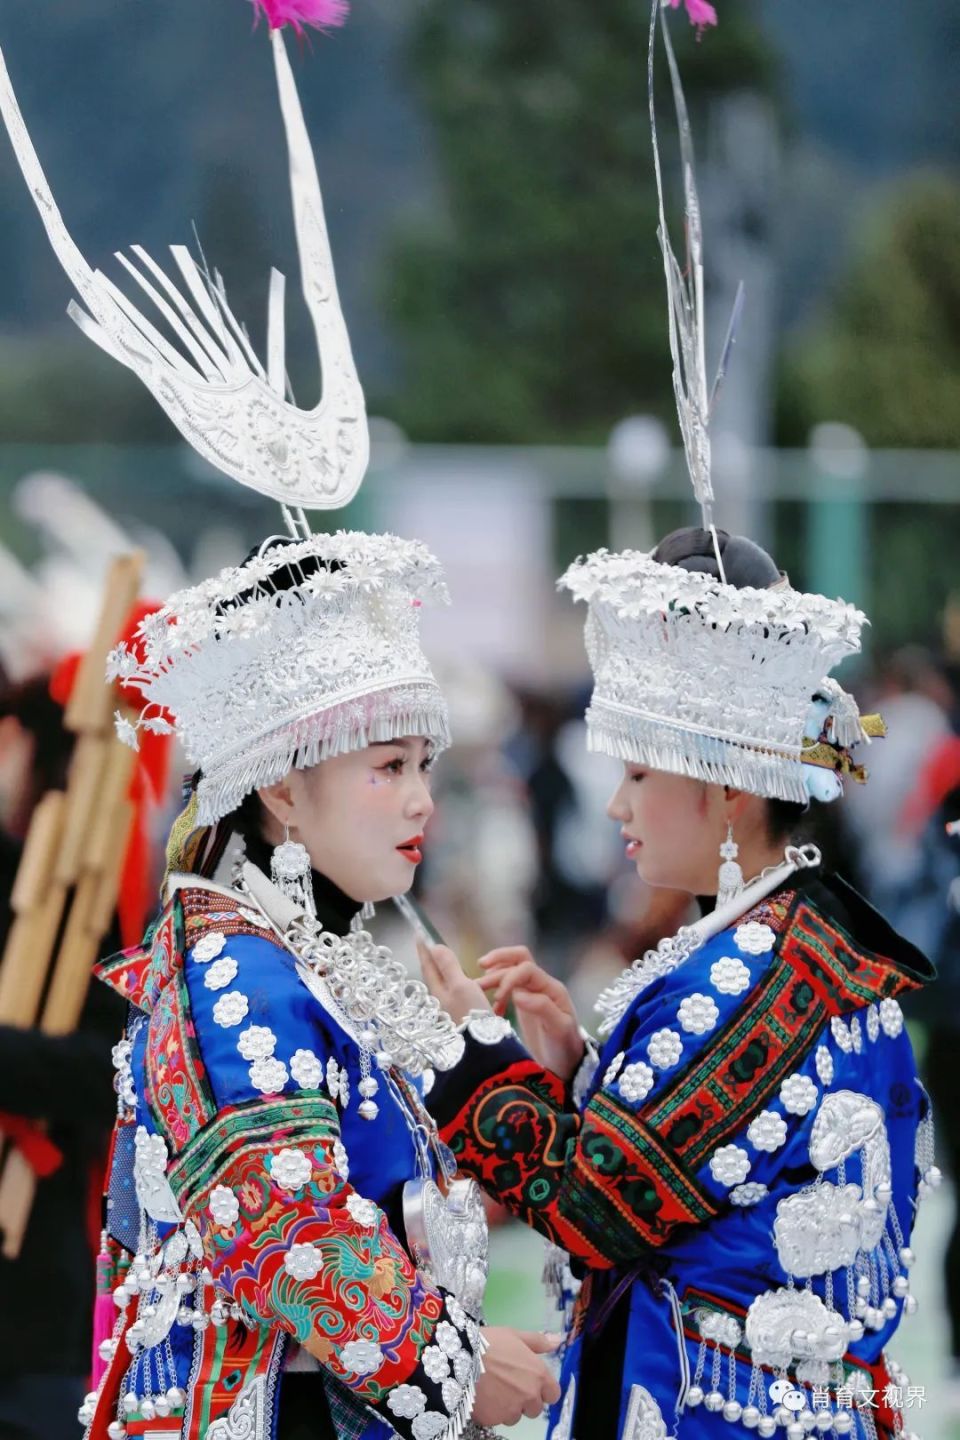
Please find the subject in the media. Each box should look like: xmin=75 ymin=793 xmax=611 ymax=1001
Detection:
xmin=397 ymin=834 xmax=425 ymax=864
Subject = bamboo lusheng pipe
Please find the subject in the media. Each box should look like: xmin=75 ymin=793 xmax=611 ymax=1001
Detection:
xmin=0 ymin=792 xmax=67 ymax=1025
xmin=0 ymin=551 xmax=145 ymax=1258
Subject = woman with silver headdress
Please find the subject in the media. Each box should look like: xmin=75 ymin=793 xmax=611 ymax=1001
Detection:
xmin=0 ymin=7 xmax=560 ymax=1439
xmin=418 ymin=6 xmax=937 ymax=1440
xmin=85 ymin=532 xmax=558 ymax=1440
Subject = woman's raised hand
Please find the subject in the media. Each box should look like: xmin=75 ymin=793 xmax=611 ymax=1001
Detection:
xmin=478 ymin=947 xmax=585 ymax=1081
xmin=418 ymin=941 xmax=492 ymax=1025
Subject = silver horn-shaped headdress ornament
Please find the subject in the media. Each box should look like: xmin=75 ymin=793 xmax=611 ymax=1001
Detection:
xmin=0 ymin=21 xmax=367 ymax=529
xmin=0 ymin=7 xmax=452 ymax=822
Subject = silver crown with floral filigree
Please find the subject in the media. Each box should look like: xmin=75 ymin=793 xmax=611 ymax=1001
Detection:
xmin=559 ymin=549 xmax=867 ymax=804
xmin=107 ymin=531 xmax=450 ymax=824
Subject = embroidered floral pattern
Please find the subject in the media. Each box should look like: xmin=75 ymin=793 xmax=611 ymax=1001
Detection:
xmin=709 ymin=1144 xmax=751 ymax=1187
xmin=677 ymin=993 xmax=719 ymax=1035
xmin=710 ymin=957 xmax=751 ymax=996
xmin=191 ymin=931 xmax=226 ymax=963
xmin=780 ymin=1074 xmax=818 ymax=1116
xmin=290 ymin=1048 xmax=324 ymax=1089
xmin=618 ymin=1061 xmax=655 ymax=1104
xmin=203 ymin=955 xmax=238 ymax=991
xmin=212 ymin=990 xmax=249 ymax=1027
xmin=209 ymin=1185 xmax=240 ymax=1226
xmin=237 ymin=1025 xmax=277 ymax=1061
xmin=734 ymin=921 xmax=776 ymax=955
xmin=191 ymin=1098 xmax=451 ymax=1412
xmin=647 ymin=1029 xmax=683 ymax=1069
xmin=747 ymin=1110 xmax=788 ymax=1153
xmin=815 ymin=1045 xmax=834 ymax=1086
xmin=143 ymin=970 xmax=215 ymax=1149
xmin=271 ymin=1148 xmax=312 ymax=1192
xmin=249 ymin=1057 xmax=289 ymax=1094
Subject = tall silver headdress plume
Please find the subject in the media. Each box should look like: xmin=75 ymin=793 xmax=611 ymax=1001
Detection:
xmin=649 ymin=0 xmax=743 ymax=541
xmin=0 ymin=29 xmax=366 ymax=523
xmin=559 ymin=0 xmax=876 ymax=807
xmin=0 ymin=11 xmax=450 ymax=822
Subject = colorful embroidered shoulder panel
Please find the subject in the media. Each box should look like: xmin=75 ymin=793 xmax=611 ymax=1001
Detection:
xmin=144 ymin=959 xmax=216 ymax=1151
xmin=94 ymin=899 xmax=181 ymax=1014
xmin=780 ymin=901 xmax=924 ymax=1011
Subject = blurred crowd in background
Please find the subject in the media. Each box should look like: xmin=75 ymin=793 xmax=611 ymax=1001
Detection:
xmin=0 ymin=0 xmax=958 ymax=1435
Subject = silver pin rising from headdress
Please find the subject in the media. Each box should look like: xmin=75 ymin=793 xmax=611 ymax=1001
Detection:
xmin=649 ymin=0 xmax=744 ymax=537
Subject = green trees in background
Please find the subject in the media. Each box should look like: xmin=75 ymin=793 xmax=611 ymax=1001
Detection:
xmin=382 ymin=0 xmax=771 ymax=443
xmin=779 ymin=174 xmax=960 ymax=449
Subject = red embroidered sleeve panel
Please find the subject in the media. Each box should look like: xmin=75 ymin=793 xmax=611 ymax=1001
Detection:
xmin=427 ymin=1034 xmax=719 ymax=1269
xmin=168 ymin=1095 xmax=480 ymax=1430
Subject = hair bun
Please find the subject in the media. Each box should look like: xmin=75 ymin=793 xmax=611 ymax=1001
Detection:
xmin=652 ymin=527 xmax=781 ymax=591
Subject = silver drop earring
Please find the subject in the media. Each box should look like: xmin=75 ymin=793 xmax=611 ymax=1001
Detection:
xmin=717 ymin=822 xmax=744 ymax=908
xmin=351 ymin=899 xmax=376 ymax=932
xmin=270 ymin=825 xmax=316 ymax=920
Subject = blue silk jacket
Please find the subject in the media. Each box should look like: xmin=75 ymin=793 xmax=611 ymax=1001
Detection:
xmin=87 ymin=871 xmax=481 ymax=1440
xmin=428 ymin=872 xmax=935 ymax=1440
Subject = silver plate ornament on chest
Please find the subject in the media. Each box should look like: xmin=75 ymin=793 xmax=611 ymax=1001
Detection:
xmin=403 ymin=1175 xmax=489 ymax=1319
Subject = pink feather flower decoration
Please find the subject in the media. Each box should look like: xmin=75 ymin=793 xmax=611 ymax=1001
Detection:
xmin=249 ymin=0 xmax=350 ymax=34
xmin=667 ymin=0 xmax=718 ymax=28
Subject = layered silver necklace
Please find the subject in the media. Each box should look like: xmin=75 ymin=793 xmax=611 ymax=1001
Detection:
xmin=234 ymin=860 xmax=465 ymax=1077
xmin=595 ymin=844 xmax=822 ymax=1036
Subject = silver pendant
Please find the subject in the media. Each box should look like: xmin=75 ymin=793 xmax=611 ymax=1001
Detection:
xmin=403 ymin=1176 xmax=489 ymax=1320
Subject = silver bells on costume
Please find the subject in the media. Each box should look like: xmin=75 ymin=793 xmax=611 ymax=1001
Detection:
xmin=270 ymin=830 xmax=317 ymax=920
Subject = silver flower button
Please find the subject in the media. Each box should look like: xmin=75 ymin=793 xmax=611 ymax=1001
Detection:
xmin=779 ymin=1073 xmax=818 ymax=1116
xmin=618 ymin=1061 xmax=655 ymax=1104
xmin=677 ymin=993 xmax=719 ymax=1035
xmin=733 ymin=921 xmax=776 ymax=955
xmin=709 ymin=1144 xmax=751 ymax=1187
xmin=647 ymin=1028 xmax=683 ymax=1070
xmin=191 ymin=931 xmax=227 ymax=963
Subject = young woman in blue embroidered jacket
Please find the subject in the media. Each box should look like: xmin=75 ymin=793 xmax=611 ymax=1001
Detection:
xmin=422 ymin=527 xmax=936 ymax=1440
